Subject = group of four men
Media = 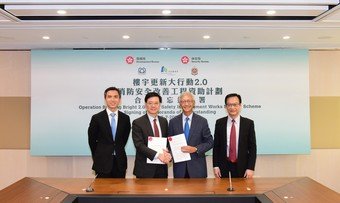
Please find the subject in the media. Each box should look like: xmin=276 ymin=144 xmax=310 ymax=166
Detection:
xmin=88 ymin=87 xmax=257 ymax=179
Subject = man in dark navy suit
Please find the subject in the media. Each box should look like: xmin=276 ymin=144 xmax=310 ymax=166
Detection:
xmin=168 ymin=91 xmax=213 ymax=178
xmin=88 ymin=87 xmax=131 ymax=178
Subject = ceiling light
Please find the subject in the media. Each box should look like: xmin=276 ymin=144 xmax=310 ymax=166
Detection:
xmin=203 ymin=35 xmax=211 ymax=39
xmin=162 ymin=10 xmax=171 ymax=15
xmin=266 ymin=10 xmax=276 ymax=15
xmin=159 ymin=47 xmax=171 ymax=50
xmin=122 ymin=35 xmax=130 ymax=39
xmin=57 ymin=10 xmax=67 ymax=15
xmin=282 ymin=36 xmax=290 ymax=40
xmin=42 ymin=36 xmax=50 ymax=40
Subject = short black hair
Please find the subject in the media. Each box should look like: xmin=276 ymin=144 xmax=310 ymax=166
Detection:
xmin=104 ymin=87 xmax=121 ymax=98
xmin=145 ymin=92 xmax=162 ymax=103
xmin=225 ymin=93 xmax=242 ymax=105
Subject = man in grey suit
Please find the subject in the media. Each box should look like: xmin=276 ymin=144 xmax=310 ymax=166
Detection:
xmin=213 ymin=93 xmax=257 ymax=178
xmin=132 ymin=92 xmax=172 ymax=178
xmin=168 ymin=92 xmax=213 ymax=178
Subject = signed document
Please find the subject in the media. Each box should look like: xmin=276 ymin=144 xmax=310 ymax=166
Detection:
xmin=147 ymin=136 xmax=167 ymax=164
xmin=168 ymin=134 xmax=191 ymax=163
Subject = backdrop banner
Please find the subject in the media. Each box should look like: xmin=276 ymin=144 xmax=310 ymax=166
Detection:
xmin=31 ymin=49 xmax=310 ymax=156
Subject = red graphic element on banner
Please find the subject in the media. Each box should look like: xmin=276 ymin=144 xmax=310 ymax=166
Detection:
xmin=126 ymin=56 xmax=134 ymax=64
xmin=148 ymin=136 xmax=153 ymax=141
xmin=181 ymin=56 xmax=190 ymax=64
xmin=168 ymin=137 xmax=173 ymax=142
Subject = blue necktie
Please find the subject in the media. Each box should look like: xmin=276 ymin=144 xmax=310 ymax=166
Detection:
xmin=184 ymin=117 xmax=190 ymax=141
xmin=110 ymin=113 xmax=116 ymax=141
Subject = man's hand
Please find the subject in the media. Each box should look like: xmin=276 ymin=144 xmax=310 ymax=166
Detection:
xmin=243 ymin=169 xmax=254 ymax=178
xmin=214 ymin=167 xmax=221 ymax=178
xmin=158 ymin=149 xmax=172 ymax=164
xmin=181 ymin=145 xmax=197 ymax=153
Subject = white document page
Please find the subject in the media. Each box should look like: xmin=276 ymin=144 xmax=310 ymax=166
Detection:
xmin=147 ymin=136 xmax=167 ymax=164
xmin=168 ymin=134 xmax=191 ymax=163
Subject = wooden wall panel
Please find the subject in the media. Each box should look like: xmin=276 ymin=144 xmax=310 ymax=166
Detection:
xmin=0 ymin=97 xmax=30 ymax=149
xmin=309 ymin=50 xmax=340 ymax=97
xmin=0 ymin=51 xmax=30 ymax=97
xmin=310 ymin=97 xmax=340 ymax=148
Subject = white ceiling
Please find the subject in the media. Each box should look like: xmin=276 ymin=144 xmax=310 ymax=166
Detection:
xmin=1 ymin=0 xmax=340 ymax=50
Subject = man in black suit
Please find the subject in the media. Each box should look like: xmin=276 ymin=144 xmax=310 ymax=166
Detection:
xmin=213 ymin=93 xmax=257 ymax=178
xmin=132 ymin=92 xmax=171 ymax=178
xmin=88 ymin=87 xmax=131 ymax=178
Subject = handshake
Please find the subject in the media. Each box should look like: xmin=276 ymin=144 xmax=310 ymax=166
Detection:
xmin=158 ymin=149 xmax=172 ymax=164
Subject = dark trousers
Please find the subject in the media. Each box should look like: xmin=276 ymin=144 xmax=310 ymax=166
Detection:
xmin=224 ymin=160 xmax=239 ymax=178
xmin=136 ymin=165 xmax=167 ymax=178
xmin=184 ymin=165 xmax=190 ymax=178
xmin=96 ymin=156 xmax=126 ymax=178
xmin=154 ymin=165 xmax=167 ymax=178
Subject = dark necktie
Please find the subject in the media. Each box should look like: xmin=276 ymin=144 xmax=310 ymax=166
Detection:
xmin=110 ymin=113 xmax=116 ymax=141
xmin=229 ymin=119 xmax=237 ymax=162
xmin=184 ymin=117 xmax=190 ymax=141
xmin=153 ymin=118 xmax=160 ymax=137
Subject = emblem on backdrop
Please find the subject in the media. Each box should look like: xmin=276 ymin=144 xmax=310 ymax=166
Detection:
xmin=191 ymin=67 xmax=198 ymax=76
xmin=181 ymin=56 xmax=190 ymax=64
xmin=138 ymin=67 xmax=146 ymax=74
xmin=125 ymin=56 xmax=134 ymax=64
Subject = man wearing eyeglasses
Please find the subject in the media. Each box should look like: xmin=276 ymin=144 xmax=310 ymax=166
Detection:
xmin=132 ymin=92 xmax=172 ymax=178
xmin=168 ymin=91 xmax=214 ymax=178
xmin=213 ymin=93 xmax=257 ymax=178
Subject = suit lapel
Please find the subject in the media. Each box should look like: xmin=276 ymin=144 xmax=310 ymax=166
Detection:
xmin=143 ymin=114 xmax=154 ymax=137
xmin=179 ymin=114 xmax=184 ymax=135
xmin=115 ymin=110 xmax=124 ymax=141
xmin=221 ymin=116 xmax=228 ymax=146
xmin=187 ymin=113 xmax=195 ymax=143
xmin=159 ymin=117 xmax=167 ymax=138
xmin=100 ymin=110 xmax=114 ymax=141
xmin=238 ymin=116 xmax=244 ymax=144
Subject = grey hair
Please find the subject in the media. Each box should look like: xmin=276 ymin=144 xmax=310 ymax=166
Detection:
xmin=179 ymin=91 xmax=195 ymax=102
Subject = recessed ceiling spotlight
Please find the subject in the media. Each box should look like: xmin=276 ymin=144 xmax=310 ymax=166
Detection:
xmin=57 ymin=10 xmax=67 ymax=15
xmin=162 ymin=10 xmax=171 ymax=15
xmin=203 ymin=35 xmax=211 ymax=39
xmin=122 ymin=35 xmax=130 ymax=39
xmin=42 ymin=36 xmax=50 ymax=40
xmin=267 ymin=10 xmax=276 ymax=15
xmin=282 ymin=36 xmax=290 ymax=40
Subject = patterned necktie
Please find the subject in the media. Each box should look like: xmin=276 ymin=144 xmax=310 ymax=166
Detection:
xmin=229 ymin=119 xmax=237 ymax=162
xmin=110 ymin=113 xmax=116 ymax=140
xmin=153 ymin=118 xmax=160 ymax=137
xmin=184 ymin=117 xmax=190 ymax=141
